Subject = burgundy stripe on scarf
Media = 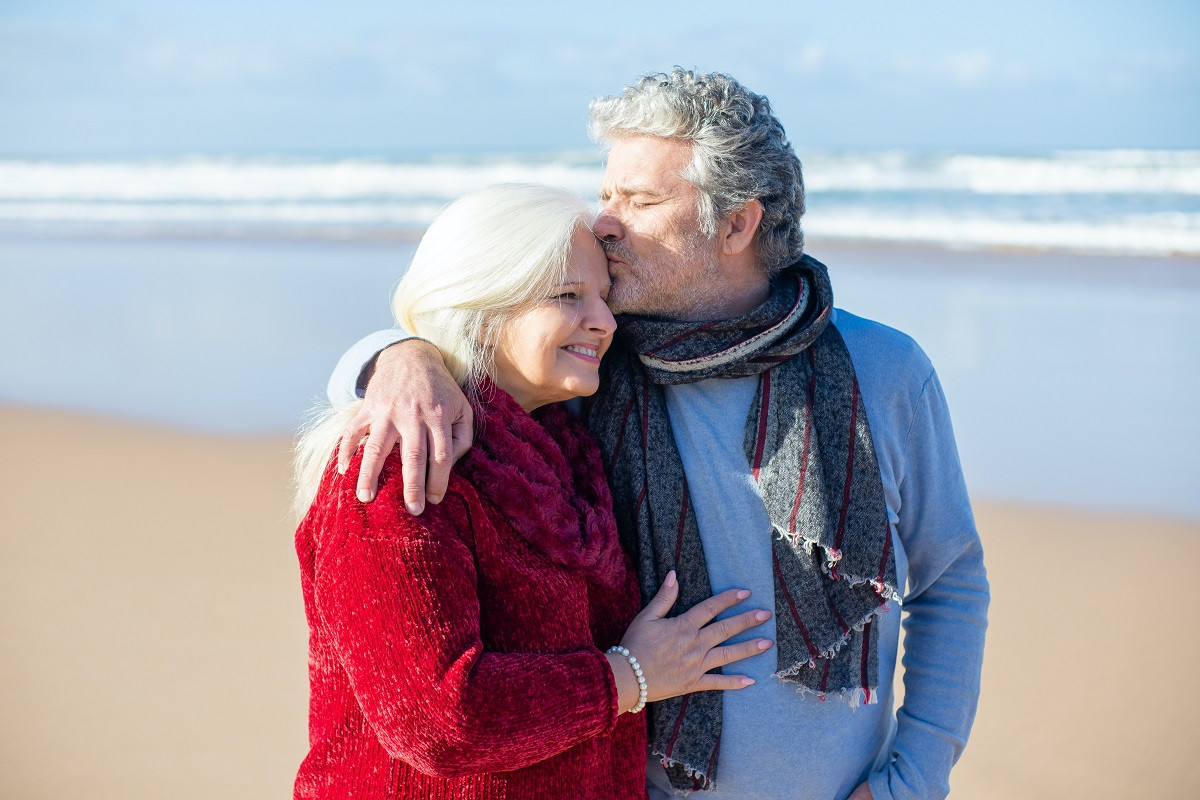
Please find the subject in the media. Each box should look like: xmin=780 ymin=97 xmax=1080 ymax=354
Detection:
xmin=674 ymin=484 xmax=689 ymax=569
xmin=607 ymin=396 xmax=638 ymax=478
xmin=665 ymin=693 xmax=692 ymax=758
xmin=831 ymin=377 xmax=862 ymax=579
xmin=877 ymin=520 xmax=893 ymax=591
xmin=644 ymin=321 xmax=720 ymax=356
xmin=787 ymin=354 xmax=818 ymax=532
xmin=859 ymin=621 xmax=873 ymax=705
xmin=773 ymin=551 xmax=820 ymax=661
xmin=751 ymin=371 xmax=771 ymax=481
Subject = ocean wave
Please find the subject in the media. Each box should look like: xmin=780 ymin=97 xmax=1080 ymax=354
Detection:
xmin=802 ymin=150 xmax=1200 ymax=195
xmin=0 ymin=157 xmax=604 ymax=202
xmin=2 ymin=150 xmax=1197 ymax=254
xmin=806 ymin=209 xmax=1200 ymax=256
xmin=0 ymin=200 xmax=444 ymax=225
xmin=2 ymin=150 xmax=1197 ymax=202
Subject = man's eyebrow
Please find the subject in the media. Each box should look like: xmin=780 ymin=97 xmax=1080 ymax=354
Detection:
xmin=600 ymin=183 xmax=666 ymax=199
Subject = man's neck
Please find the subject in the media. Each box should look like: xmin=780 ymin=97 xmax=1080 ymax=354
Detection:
xmin=680 ymin=273 xmax=771 ymax=322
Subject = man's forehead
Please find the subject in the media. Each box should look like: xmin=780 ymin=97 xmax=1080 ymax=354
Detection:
xmin=601 ymin=136 xmax=694 ymax=191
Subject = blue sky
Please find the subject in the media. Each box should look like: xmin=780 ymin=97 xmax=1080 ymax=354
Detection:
xmin=1 ymin=0 xmax=1196 ymax=155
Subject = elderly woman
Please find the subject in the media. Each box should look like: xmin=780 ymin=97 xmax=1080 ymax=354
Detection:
xmin=292 ymin=184 xmax=771 ymax=799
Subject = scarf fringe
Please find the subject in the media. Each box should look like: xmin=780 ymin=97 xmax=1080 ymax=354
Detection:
xmin=652 ymin=749 xmax=714 ymax=797
xmin=773 ymin=526 xmax=902 ymax=605
xmin=783 ymin=681 xmax=881 ymax=708
xmin=772 ymin=599 xmax=894 ymax=679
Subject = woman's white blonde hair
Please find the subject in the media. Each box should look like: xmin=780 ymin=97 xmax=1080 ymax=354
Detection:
xmin=292 ymin=183 xmax=594 ymax=516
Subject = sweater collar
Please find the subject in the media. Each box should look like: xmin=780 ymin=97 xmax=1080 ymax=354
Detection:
xmin=456 ymin=379 xmax=627 ymax=589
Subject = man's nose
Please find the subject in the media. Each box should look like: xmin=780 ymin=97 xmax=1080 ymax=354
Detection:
xmin=592 ymin=209 xmax=624 ymax=242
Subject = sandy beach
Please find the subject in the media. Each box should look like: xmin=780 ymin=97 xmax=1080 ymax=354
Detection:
xmin=1 ymin=404 xmax=1196 ymax=799
xmin=3 ymin=2 xmax=1196 ymax=795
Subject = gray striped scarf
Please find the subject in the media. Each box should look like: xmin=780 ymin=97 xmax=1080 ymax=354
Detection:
xmin=588 ymin=255 xmax=899 ymax=792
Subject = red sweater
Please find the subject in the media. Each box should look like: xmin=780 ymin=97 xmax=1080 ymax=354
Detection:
xmin=295 ymin=396 xmax=648 ymax=799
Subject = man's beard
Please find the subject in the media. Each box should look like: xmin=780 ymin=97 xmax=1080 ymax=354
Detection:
xmin=602 ymin=238 xmax=727 ymax=321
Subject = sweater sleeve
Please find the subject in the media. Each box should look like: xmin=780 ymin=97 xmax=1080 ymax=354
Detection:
xmin=868 ymin=369 xmax=990 ymax=800
xmin=311 ymin=464 xmax=620 ymax=778
xmin=325 ymin=329 xmax=410 ymax=405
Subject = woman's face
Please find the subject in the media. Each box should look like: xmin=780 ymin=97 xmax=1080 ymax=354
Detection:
xmin=492 ymin=228 xmax=616 ymax=411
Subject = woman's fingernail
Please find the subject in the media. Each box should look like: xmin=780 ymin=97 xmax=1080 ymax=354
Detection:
xmin=665 ymin=570 xmax=677 ymax=587
xmin=427 ymin=495 xmax=442 ymax=505
xmin=755 ymin=610 xmax=771 ymax=622
xmin=357 ymin=489 xmax=373 ymax=502
xmin=736 ymin=589 xmax=751 ymax=600
xmin=741 ymin=677 xmax=755 ymax=686
xmin=758 ymin=639 xmax=773 ymax=650
xmin=406 ymin=501 xmax=423 ymax=515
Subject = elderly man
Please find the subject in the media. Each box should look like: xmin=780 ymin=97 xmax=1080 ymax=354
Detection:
xmin=327 ymin=69 xmax=988 ymax=800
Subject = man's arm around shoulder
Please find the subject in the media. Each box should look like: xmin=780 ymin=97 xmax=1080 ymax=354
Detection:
xmin=327 ymin=330 xmax=473 ymax=513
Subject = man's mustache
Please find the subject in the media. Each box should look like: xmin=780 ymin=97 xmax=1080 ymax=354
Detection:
xmin=600 ymin=240 xmax=635 ymax=263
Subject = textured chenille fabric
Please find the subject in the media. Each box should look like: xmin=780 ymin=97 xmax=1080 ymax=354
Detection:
xmin=588 ymin=256 xmax=896 ymax=792
xmin=294 ymin=384 xmax=648 ymax=799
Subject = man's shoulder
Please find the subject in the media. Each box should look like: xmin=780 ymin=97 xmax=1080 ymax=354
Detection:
xmin=831 ymin=307 xmax=924 ymax=358
xmin=831 ymin=307 xmax=933 ymax=385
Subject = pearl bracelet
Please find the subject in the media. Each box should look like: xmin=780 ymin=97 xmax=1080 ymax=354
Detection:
xmin=607 ymin=645 xmax=647 ymax=713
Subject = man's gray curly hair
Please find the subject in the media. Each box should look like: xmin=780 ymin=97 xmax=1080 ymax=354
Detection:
xmin=588 ymin=68 xmax=806 ymax=275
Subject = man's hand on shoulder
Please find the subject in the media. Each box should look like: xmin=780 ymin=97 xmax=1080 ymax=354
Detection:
xmin=336 ymin=339 xmax=472 ymax=513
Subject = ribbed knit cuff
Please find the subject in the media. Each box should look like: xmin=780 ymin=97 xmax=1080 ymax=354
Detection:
xmin=591 ymin=645 xmax=622 ymax=730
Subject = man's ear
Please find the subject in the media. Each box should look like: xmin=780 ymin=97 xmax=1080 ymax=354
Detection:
xmin=721 ymin=199 xmax=764 ymax=256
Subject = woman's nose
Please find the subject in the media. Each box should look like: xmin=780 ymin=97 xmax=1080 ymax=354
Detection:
xmin=587 ymin=299 xmax=617 ymax=337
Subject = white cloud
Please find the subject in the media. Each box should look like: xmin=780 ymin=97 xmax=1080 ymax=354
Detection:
xmin=884 ymin=49 xmax=1031 ymax=88
xmin=944 ymin=51 xmax=994 ymax=86
xmin=141 ymin=40 xmax=281 ymax=83
xmin=790 ymin=44 xmax=826 ymax=73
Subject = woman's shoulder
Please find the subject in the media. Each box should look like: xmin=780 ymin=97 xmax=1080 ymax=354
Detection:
xmin=304 ymin=448 xmax=486 ymax=547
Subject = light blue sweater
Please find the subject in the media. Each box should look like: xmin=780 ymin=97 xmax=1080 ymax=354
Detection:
xmin=328 ymin=309 xmax=989 ymax=800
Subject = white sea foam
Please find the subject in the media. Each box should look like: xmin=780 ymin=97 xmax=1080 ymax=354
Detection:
xmin=0 ymin=157 xmax=604 ymax=201
xmin=803 ymin=149 xmax=1200 ymax=194
xmin=806 ymin=209 xmax=1200 ymax=256
xmin=0 ymin=201 xmax=446 ymax=225
xmin=1 ymin=150 xmax=1197 ymax=254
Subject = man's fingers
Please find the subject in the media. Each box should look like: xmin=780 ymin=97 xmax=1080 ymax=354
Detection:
xmin=699 ymin=608 xmax=773 ymax=650
xmin=449 ymin=405 xmax=474 ymax=461
xmin=424 ymin=411 xmax=454 ymax=506
xmin=337 ymin=414 xmax=371 ymax=474
xmin=639 ymin=570 xmax=679 ymax=620
xmin=702 ymin=638 xmax=773 ymax=671
xmin=679 ymin=587 xmax=752 ymax=628
xmin=400 ymin=431 xmax=429 ymax=515
xmin=357 ymin=427 xmax=398 ymax=503
xmin=692 ymin=673 xmax=755 ymax=692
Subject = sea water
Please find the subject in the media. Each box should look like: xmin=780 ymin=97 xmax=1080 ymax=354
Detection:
xmin=1 ymin=149 xmax=1198 ymax=254
xmin=1 ymin=149 xmax=1198 ymax=519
